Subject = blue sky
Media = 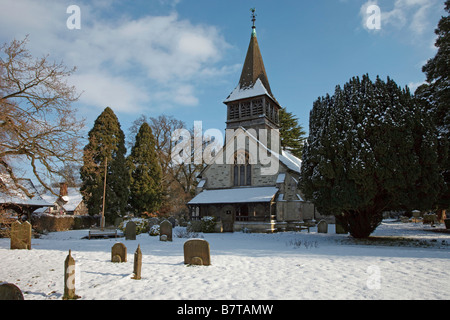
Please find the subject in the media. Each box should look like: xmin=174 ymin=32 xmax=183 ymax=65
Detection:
xmin=0 ymin=0 xmax=446 ymax=141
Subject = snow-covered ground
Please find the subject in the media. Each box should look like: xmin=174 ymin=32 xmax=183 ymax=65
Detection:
xmin=0 ymin=220 xmax=449 ymax=300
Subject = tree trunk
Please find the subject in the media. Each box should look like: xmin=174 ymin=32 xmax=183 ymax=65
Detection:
xmin=344 ymin=209 xmax=383 ymax=239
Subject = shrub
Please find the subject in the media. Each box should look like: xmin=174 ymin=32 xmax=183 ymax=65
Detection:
xmin=201 ymin=216 xmax=216 ymax=233
xmin=149 ymin=224 xmax=160 ymax=236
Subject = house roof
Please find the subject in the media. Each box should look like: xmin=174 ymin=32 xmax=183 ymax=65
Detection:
xmin=188 ymin=186 xmax=278 ymax=205
xmin=39 ymin=187 xmax=84 ymax=212
xmin=0 ymin=175 xmax=51 ymax=207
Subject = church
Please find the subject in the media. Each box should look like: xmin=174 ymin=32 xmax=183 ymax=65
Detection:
xmin=187 ymin=12 xmax=318 ymax=232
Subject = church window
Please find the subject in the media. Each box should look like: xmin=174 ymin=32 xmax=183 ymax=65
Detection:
xmin=252 ymin=98 xmax=263 ymax=116
xmin=229 ymin=104 xmax=239 ymax=120
xmin=241 ymin=101 xmax=251 ymax=118
xmin=233 ymin=152 xmax=252 ymax=186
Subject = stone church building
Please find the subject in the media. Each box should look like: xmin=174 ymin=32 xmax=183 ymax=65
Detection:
xmin=187 ymin=16 xmax=318 ymax=232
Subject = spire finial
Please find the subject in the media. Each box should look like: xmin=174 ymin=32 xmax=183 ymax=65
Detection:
xmin=250 ymin=8 xmax=257 ymax=37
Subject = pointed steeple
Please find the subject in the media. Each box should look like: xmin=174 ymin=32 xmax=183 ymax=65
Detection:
xmin=238 ymin=9 xmax=273 ymax=97
xmin=224 ymin=9 xmax=281 ymax=136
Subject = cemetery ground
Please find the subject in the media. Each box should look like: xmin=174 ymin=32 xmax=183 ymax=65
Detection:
xmin=0 ymin=220 xmax=449 ymax=300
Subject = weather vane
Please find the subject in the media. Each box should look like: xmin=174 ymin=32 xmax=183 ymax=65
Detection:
xmin=250 ymin=8 xmax=256 ymax=28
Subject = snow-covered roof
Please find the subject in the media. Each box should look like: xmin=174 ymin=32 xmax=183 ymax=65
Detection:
xmin=188 ymin=186 xmax=278 ymax=205
xmin=239 ymin=127 xmax=302 ymax=174
xmin=39 ymin=187 xmax=84 ymax=212
xmin=224 ymin=78 xmax=274 ymax=103
xmin=0 ymin=175 xmax=51 ymax=207
xmin=276 ymin=173 xmax=286 ymax=184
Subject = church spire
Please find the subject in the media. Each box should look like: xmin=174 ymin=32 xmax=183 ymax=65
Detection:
xmin=238 ymin=8 xmax=273 ymax=98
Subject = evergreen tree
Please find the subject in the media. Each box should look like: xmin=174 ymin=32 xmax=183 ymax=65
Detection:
xmin=300 ymin=75 xmax=441 ymax=238
xmin=279 ymin=107 xmax=306 ymax=158
xmin=416 ymin=0 xmax=450 ymax=212
xmin=80 ymin=107 xmax=129 ymax=225
xmin=127 ymin=122 xmax=163 ymax=214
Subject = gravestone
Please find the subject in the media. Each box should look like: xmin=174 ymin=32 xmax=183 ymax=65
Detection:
xmin=111 ymin=243 xmax=127 ymax=263
xmin=132 ymin=245 xmax=142 ymax=280
xmin=160 ymin=220 xmax=172 ymax=242
xmin=0 ymin=283 xmax=24 ymax=300
xmin=125 ymin=221 xmax=136 ymax=240
xmin=148 ymin=217 xmax=159 ymax=228
xmin=184 ymin=239 xmax=211 ymax=266
xmin=10 ymin=221 xmax=31 ymax=250
xmin=114 ymin=217 xmax=123 ymax=228
xmin=168 ymin=216 xmax=176 ymax=228
xmin=317 ymin=220 xmax=328 ymax=233
xmin=63 ymin=250 xmax=80 ymax=300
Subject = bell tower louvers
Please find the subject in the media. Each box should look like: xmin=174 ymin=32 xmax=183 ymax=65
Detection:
xmin=223 ymin=11 xmax=282 ymax=138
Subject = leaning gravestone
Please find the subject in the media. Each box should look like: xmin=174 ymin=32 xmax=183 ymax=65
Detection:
xmin=317 ymin=220 xmax=328 ymax=233
xmin=111 ymin=243 xmax=127 ymax=263
xmin=125 ymin=221 xmax=136 ymax=240
xmin=0 ymin=283 xmax=24 ymax=300
xmin=184 ymin=239 xmax=211 ymax=266
xmin=160 ymin=220 xmax=172 ymax=242
xmin=10 ymin=220 xmax=31 ymax=250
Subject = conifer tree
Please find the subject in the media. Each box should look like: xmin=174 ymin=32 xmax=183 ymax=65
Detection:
xmin=416 ymin=0 xmax=450 ymax=213
xmin=80 ymin=107 xmax=129 ymax=225
xmin=127 ymin=122 xmax=163 ymax=214
xmin=300 ymin=75 xmax=441 ymax=238
xmin=279 ymin=107 xmax=306 ymax=158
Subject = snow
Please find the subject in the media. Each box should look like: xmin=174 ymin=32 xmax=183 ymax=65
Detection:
xmin=0 ymin=174 xmax=51 ymax=207
xmin=0 ymin=220 xmax=449 ymax=300
xmin=224 ymin=78 xmax=273 ymax=103
xmin=188 ymin=186 xmax=278 ymax=205
xmin=38 ymin=187 xmax=84 ymax=212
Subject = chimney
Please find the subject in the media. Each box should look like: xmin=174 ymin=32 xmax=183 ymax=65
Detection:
xmin=59 ymin=183 xmax=68 ymax=197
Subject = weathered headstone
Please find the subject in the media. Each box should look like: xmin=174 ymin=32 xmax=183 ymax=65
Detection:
xmin=132 ymin=245 xmax=142 ymax=280
xmin=184 ymin=239 xmax=211 ymax=266
xmin=125 ymin=221 xmax=136 ymax=240
xmin=114 ymin=217 xmax=123 ymax=228
xmin=10 ymin=220 xmax=32 ymax=250
xmin=63 ymin=250 xmax=80 ymax=300
xmin=160 ymin=220 xmax=172 ymax=242
xmin=111 ymin=242 xmax=127 ymax=263
xmin=317 ymin=220 xmax=328 ymax=233
xmin=168 ymin=216 xmax=176 ymax=228
xmin=0 ymin=283 xmax=24 ymax=300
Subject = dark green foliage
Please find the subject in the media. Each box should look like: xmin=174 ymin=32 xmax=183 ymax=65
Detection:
xmin=279 ymin=107 xmax=306 ymax=159
xmin=300 ymin=75 xmax=441 ymax=238
xmin=416 ymin=0 xmax=450 ymax=211
xmin=127 ymin=122 xmax=163 ymax=214
xmin=80 ymin=107 xmax=130 ymax=225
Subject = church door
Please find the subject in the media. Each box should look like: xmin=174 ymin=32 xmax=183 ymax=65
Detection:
xmin=222 ymin=205 xmax=235 ymax=232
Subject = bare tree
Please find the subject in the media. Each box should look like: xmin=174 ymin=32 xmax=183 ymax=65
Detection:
xmin=0 ymin=36 xmax=84 ymax=196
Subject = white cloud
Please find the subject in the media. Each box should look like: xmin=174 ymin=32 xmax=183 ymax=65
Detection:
xmin=360 ymin=0 xmax=438 ymax=35
xmin=0 ymin=0 xmax=232 ymax=114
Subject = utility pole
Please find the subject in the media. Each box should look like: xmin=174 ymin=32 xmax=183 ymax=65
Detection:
xmin=101 ymin=157 xmax=107 ymax=231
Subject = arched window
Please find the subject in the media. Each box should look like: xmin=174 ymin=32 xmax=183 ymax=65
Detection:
xmin=233 ymin=152 xmax=252 ymax=186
